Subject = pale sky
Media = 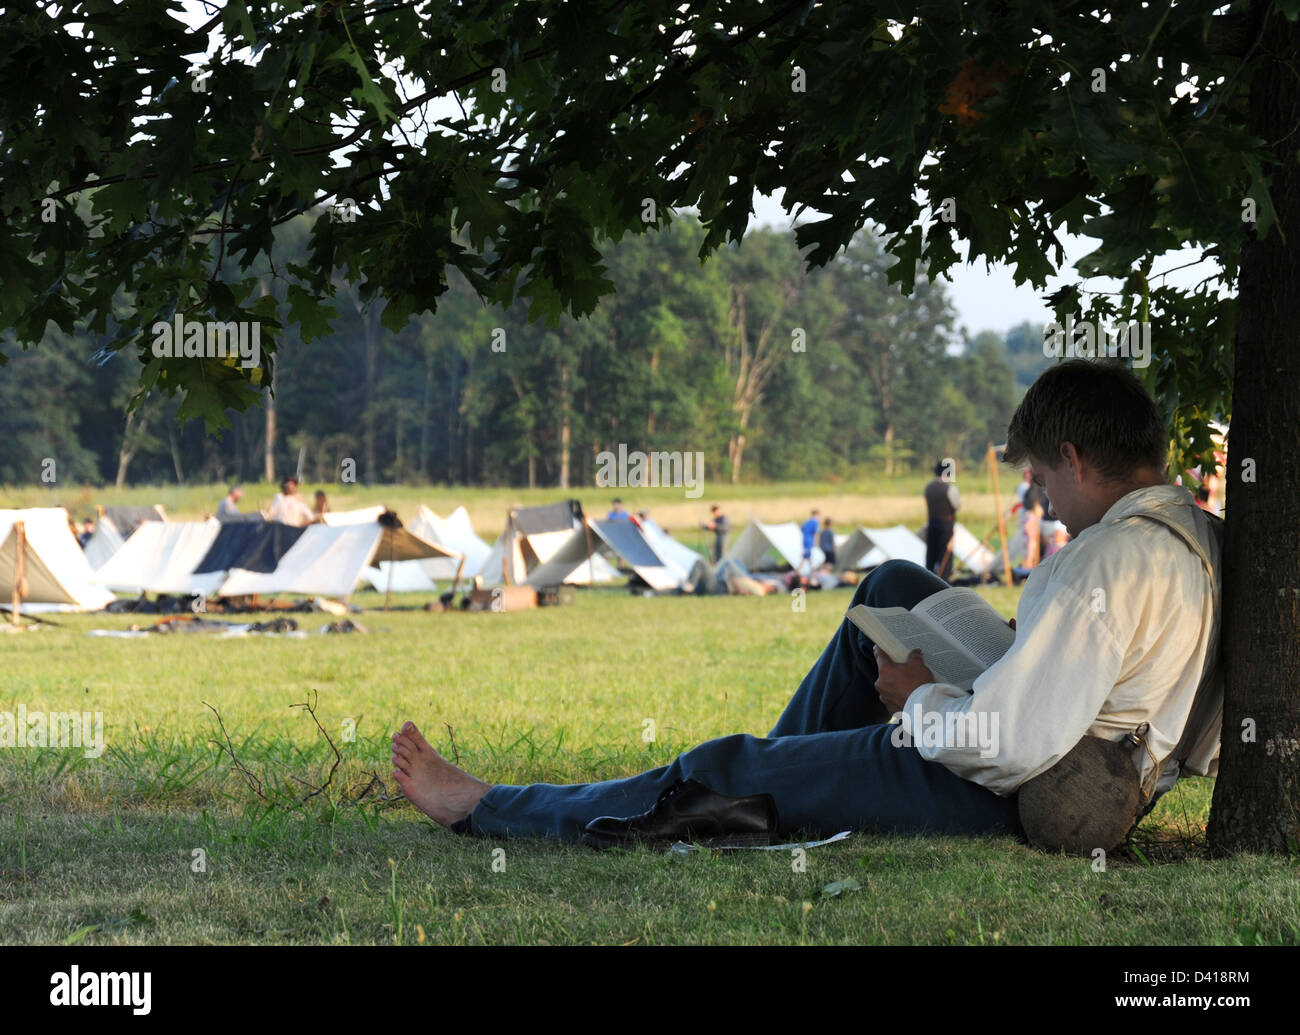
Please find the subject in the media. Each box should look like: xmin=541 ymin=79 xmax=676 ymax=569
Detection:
xmin=746 ymin=190 xmax=1226 ymax=341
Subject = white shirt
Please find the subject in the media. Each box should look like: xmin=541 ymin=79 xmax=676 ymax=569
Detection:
xmin=217 ymin=497 xmax=242 ymax=521
xmin=901 ymin=484 xmax=1220 ymax=797
xmin=267 ymin=493 xmax=315 ymax=527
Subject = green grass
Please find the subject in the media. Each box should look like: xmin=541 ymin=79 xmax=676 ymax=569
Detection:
xmin=2 ymin=585 xmax=1296 ymax=945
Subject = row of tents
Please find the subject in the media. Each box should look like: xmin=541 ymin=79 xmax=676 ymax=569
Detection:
xmin=1 ymin=500 xmax=997 ymax=614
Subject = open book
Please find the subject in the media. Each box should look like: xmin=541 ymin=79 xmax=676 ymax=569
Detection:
xmin=846 ymin=587 xmax=1016 ymax=692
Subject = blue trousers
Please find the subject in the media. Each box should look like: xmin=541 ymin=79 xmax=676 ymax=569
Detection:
xmin=471 ymin=560 xmax=1024 ymax=841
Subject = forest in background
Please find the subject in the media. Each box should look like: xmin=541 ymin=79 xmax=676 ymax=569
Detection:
xmin=0 ymin=216 xmax=1049 ymax=489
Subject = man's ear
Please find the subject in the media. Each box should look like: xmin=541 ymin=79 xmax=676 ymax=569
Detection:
xmin=1059 ymin=442 xmax=1084 ymax=482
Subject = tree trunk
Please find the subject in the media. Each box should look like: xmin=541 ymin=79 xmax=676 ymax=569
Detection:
xmin=363 ymin=305 xmax=380 ymax=485
xmin=167 ymin=414 xmax=184 ymax=483
xmin=883 ymin=421 xmax=895 ymax=477
xmin=729 ymin=431 xmax=747 ymax=484
xmin=419 ymin=350 xmax=433 ymax=482
xmin=261 ymin=277 xmax=276 ymax=484
xmin=1208 ymin=5 xmax=1300 ymax=854
xmin=559 ymin=363 xmax=571 ymax=489
xmin=115 ymin=409 xmax=137 ymax=488
xmin=648 ymin=346 xmax=659 ymax=436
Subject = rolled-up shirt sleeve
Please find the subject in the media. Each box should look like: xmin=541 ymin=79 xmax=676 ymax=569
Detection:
xmin=898 ymin=578 xmax=1126 ymax=796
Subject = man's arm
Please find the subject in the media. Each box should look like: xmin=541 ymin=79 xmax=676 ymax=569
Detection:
xmin=897 ymin=578 xmax=1126 ymax=795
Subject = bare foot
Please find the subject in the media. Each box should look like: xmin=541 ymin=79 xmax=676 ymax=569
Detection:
xmin=391 ymin=721 xmax=493 ymax=827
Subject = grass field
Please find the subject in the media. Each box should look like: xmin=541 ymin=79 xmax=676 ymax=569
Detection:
xmin=2 ymin=582 xmax=1297 ymax=946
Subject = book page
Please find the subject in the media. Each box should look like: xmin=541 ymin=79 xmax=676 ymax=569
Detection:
xmin=912 ymin=587 xmax=1015 ymax=670
xmin=845 ymin=605 xmax=987 ymax=691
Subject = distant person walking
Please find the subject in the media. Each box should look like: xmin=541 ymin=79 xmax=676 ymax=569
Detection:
xmin=818 ymin=516 xmax=836 ymax=569
xmin=923 ymin=460 xmax=960 ymax=580
xmin=313 ymin=490 xmax=330 ymax=522
xmin=77 ymin=518 xmax=95 ymax=549
xmin=606 ymin=498 xmax=630 ymax=521
xmin=217 ymin=486 xmax=245 ymax=522
xmin=799 ymin=509 xmax=821 ymax=576
xmin=701 ymin=504 xmax=730 ymax=563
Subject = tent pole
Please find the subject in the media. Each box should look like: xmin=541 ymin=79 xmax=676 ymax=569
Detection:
xmin=385 ymin=536 xmax=395 ymax=612
xmin=12 ymin=521 xmax=26 ymax=627
xmin=449 ymin=554 xmax=465 ymax=600
xmin=987 ymin=443 xmax=1013 ymax=585
xmin=504 ymin=511 xmax=516 ymax=586
xmin=583 ymin=516 xmax=596 ymax=587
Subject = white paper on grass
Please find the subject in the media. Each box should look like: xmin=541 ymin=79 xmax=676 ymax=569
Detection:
xmin=668 ymin=829 xmax=853 ymax=855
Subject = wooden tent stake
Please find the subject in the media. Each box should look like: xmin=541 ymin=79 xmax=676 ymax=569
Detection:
xmin=987 ymin=443 xmax=1013 ymax=586
xmin=11 ymin=521 xmax=26 ymax=627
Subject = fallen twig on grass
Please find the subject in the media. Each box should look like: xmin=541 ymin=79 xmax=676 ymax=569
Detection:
xmin=444 ymin=721 xmax=460 ymax=766
xmin=347 ymin=769 xmax=394 ymax=805
xmin=291 ymin=689 xmax=342 ymax=805
xmin=203 ymin=701 xmax=267 ymax=801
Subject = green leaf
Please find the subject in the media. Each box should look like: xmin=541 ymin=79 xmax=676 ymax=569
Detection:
xmin=287 ymin=283 xmax=337 ymax=341
xmin=820 ymin=878 xmax=863 ymax=898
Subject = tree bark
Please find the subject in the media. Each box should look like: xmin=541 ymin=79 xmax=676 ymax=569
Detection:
xmin=261 ymin=277 xmax=276 ymax=484
xmin=167 ymin=413 xmax=184 ymax=483
xmin=115 ymin=409 xmax=137 ymax=488
xmin=363 ymin=303 xmax=380 ymax=486
xmin=1208 ymin=5 xmax=1300 ymax=854
xmin=419 ymin=350 xmax=433 ymax=482
xmin=559 ymin=362 xmax=571 ymax=489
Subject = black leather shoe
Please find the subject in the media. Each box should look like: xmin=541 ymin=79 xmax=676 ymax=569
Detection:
xmin=581 ymin=778 xmax=780 ymax=849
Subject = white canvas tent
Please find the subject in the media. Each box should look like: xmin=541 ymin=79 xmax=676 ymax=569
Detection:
xmin=724 ymin=519 xmax=828 ymax=571
xmin=588 ymin=518 xmax=705 ymax=591
xmin=219 ymin=522 xmax=458 ymax=598
xmin=81 ymin=518 xmax=126 ymax=572
xmin=93 ymin=519 xmax=226 ymax=596
xmin=949 ymin=521 xmax=997 ymax=576
xmin=416 ymin=506 xmax=492 ymax=577
xmin=322 ymin=505 xmax=387 ymax=526
xmin=640 ymin=519 xmax=708 ymax=581
xmin=365 ymin=505 xmax=493 ymax=592
xmin=479 ymin=501 xmax=618 ymax=587
xmin=835 ymin=525 xmax=928 ymax=571
xmin=81 ymin=504 xmax=167 ymax=572
xmin=0 ymin=508 xmax=116 ymax=612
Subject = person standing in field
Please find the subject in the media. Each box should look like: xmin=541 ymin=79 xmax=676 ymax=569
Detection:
xmin=923 ymin=460 xmax=960 ymax=580
xmin=818 ymin=516 xmax=837 ymax=570
xmin=799 ymin=509 xmax=821 ymax=576
xmin=702 ymin=504 xmax=730 ymax=563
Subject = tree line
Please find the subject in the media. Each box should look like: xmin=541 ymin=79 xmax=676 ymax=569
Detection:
xmin=0 ymin=216 xmax=1046 ymax=489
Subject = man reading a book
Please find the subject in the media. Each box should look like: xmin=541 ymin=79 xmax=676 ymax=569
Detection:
xmin=390 ymin=360 xmax=1222 ymax=844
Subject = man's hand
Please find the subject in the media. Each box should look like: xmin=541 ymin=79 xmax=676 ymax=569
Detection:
xmin=872 ymin=646 xmax=937 ymax=713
